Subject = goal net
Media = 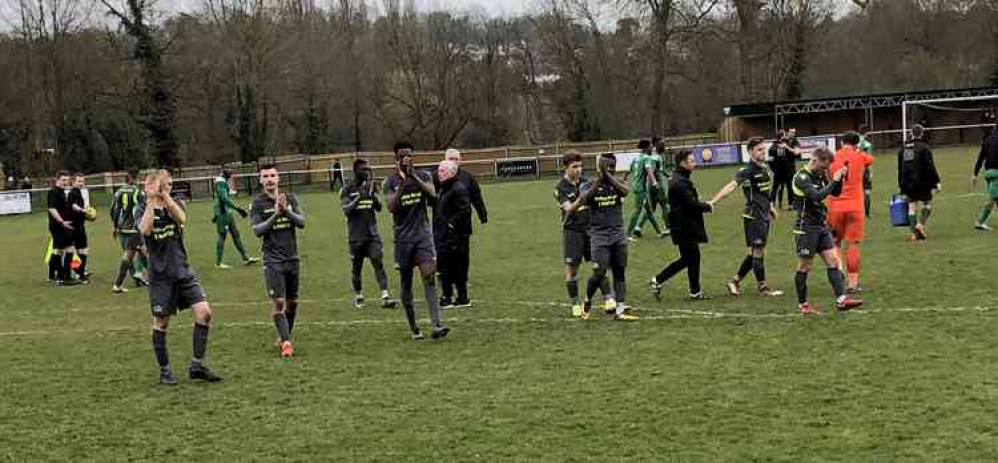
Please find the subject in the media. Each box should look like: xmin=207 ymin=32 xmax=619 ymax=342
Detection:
xmin=902 ymin=95 xmax=998 ymax=146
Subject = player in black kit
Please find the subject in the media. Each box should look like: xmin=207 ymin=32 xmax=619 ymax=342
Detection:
xmin=566 ymin=153 xmax=636 ymax=320
xmin=250 ymin=163 xmax=306 ymax=358
xmin=383 ymin=142 xmax=450 ymax=340
xmin=708 ymin=137 xmax=783 ymax=297
xmin=341 ymin=159 xmax=396 ymax=309
xmin=791 ymin=148 xmax=863 ymax=315
xmin=555 ymin=151 xmax=612 ymax=318
xmin=137 ymin=170 xmax=222 ymax=385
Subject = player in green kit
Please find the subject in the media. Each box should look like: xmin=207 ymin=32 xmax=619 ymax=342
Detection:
xmin=625 ymin=140 xmax=662 ymax=239
xmin=973 ymin=126 xmax=998 ymax=230
xmin=213 ymin=168 xmax=258 ymax=268
xmin=646 ymin=137 xmax=671 ymax=235
xmin=858 ymin=125 xmax=874 ymax=217
xmin=110 ymin=168 xmax=149 ymax=292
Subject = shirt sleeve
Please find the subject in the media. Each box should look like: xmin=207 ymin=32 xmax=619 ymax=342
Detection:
xmin=249 ymin=198 xmax=264 ymax=226
xmin=134 ymin=202 xmax=148 ymax=235
xmin=555 ymin=183 xmax=567 ymax=205
xmin=733 ymin=167 xmax=750 ymax=185
xmin=923 ymin=147 xmax=941 ymax=186
xmin=794 ymin=171 xmax=840 ymax=202
xmin=467 ymin=173 xmax=487 ymax=222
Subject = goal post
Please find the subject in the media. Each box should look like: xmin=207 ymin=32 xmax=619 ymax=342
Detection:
xmin=902 ymin=94 xmax=998 ymax=144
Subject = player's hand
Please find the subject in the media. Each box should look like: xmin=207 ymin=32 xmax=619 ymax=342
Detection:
xmin=61 ymin=220 xmax=74 ymax=231
xmin=972 ymin=176 xmax=979 ymax=187
xmin=936 ymin=183 xmax=942 ymax=192
xmin=144 ymin=178 xmax=161 ymax=200
xmin=832 ymin=166 xmax=848 ymax=181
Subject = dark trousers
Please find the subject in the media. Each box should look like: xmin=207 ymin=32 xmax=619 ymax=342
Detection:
xmin=771 ymin=168 xmax=794 ymax=209
xmin=656 ymin=242 xmax=701 ymax=294
xmin=437 ymin=236 xmax=470 ymax=300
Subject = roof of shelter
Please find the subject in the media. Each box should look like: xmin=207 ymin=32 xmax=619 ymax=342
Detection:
xmin=725 ymin=86 xmax=998 ymax=118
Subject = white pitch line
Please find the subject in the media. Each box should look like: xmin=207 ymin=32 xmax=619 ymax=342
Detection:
xmin=1 ymin=304 xmax=995 ymax=338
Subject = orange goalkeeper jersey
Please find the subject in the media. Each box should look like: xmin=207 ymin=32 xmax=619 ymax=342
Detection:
xmin=828 ymin=146 xmax=873 ymax=213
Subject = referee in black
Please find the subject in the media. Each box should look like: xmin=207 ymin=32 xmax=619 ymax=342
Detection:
xmin=46 ymin=171 xmax=79 ymax=286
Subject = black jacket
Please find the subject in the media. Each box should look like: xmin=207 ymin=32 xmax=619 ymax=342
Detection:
xmin=434 ymin=179 xmax=472 ymax=247
xmin=768 ymin=139 xmax=800 ymax=173
xmin=458 ymin=169 xmax=487 ymax=226
xmin=897 ymin=138 xmax=940 ymax=193
xmin=435 ymin=168 xmax=488 ymax=231
xmin=667 ymin=168 xmax=712 ymax=245
xmin=975 ymin=131 xmax=998 ymax=176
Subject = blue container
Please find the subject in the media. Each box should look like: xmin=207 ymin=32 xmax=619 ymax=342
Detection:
xmin=889 ymin=194 xmax=909 ymax=227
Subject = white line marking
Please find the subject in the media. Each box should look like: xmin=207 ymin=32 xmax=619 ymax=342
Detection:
xmin=1 ymin=304 xmax=994 ymax=337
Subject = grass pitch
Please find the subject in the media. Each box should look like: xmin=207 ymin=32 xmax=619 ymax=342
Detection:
xmin=1 ymin=147 xmax=997 ymax=460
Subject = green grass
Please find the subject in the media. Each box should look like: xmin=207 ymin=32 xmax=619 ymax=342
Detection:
xmin=2 ymin=147 xmax=997 ymax=461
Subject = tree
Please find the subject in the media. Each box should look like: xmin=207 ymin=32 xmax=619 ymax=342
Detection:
xmin=100 ymin=0 xmax=178 ymax=168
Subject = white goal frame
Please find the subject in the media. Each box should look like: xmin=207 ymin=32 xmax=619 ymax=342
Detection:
xmin=902 ymin=94 xmax=998 ymax=142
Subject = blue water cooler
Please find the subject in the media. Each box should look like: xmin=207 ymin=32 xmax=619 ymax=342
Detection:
xmin=889 ymin=194 xmax=909 ymax=227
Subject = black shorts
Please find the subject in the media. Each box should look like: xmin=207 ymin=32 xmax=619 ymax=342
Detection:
xmin=591 ymin=242 xmax=628 ymax=271
xmin=562 ymin=229 xmax=591 ymax=266
xmin=71 ymin=223 xmax=88 ymax=249
xmin=395 ymin=237 xmax=436 ymax=270
xmin=149 ymin=276 xmax=207 ymax=318
xmin=120 ymin=233 xmax=143 ymax=251
xmin=744 ymin=218 xmax=770 ymax=247
xmin=263 ymin=261 xmax=300 ymax=300
xmin=795 ymin=229 xmax=835 ymax=258
xmin=904 ymin=190 xmax=933 ymax=203
xmin=49 ymin=225 xmax=73 ymax=249
xmin=350 ymin=239 xmax=384 ymax=261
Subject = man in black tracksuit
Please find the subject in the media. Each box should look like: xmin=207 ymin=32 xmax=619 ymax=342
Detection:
xmin=650 ymin=150 xmax=713 ymax=300
xmin=439 ymin=149 xmax=487 ymax=301
xmin=897 ymin=124 xmax=941 ymax=241
xmin=434 ymin=160 xmax=473 ymax=308
xmin=769 ymin=129 xmax=803 ymax=210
